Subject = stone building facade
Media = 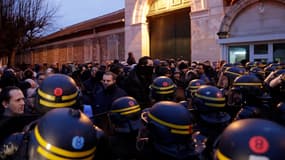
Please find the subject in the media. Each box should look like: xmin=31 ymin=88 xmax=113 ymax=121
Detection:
xmin=1 ymin=0 xmax=285 ymax=66
xmin=126 ymin=0 xmax=285 ymax=63
xmin=14 ymin=9 xmax=125 ymax=67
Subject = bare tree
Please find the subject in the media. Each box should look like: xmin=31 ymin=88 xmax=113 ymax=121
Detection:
xmin=0 ymin=0 xmax=57 ymax=66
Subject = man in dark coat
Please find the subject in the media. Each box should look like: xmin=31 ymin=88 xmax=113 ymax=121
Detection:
xmin=124 ymin=56 xmax=154 ymax=109
xmin=82 ymin=66 xmax=104 ymax=105
xmin=92 ymin=71 xmax=127 ymax=134
xmin=0 ymin=86 xmax=38 ymax=143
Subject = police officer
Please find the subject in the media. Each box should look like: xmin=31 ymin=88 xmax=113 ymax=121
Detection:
xmin=0 ymin=86 xmax=39 ymax=143
xmin=149 ymin=76 xmax=177 ymax=103
xmin=34 ymin=73 xmax=80 ymax=114
xmin=0 ymin=108 xmax=110 ymax=160
xmin=136 ymin=101 xmax=205 ymax=159
xmin=184 ymin=79 xmax=206 ymax=109
xmin=108 ymin=96 xmax=142 ymax=160
xmin=124 ymin=56 xmax=154 ymax=109
xmin=217 ymin=66 xmax=245 ymax=90
xmin=215 ymin=119 xmax=285 ymax=160
xmin=231 ymin=75 xmax=272 ymax=120
xmin=248 ymin=66 xmax=265 ymax=81
xmin=191 ymin=85 xmax=231 ymax=159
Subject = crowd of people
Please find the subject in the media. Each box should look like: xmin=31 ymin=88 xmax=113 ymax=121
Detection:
xmin=0 ymin=55 xmax=285 ymax=159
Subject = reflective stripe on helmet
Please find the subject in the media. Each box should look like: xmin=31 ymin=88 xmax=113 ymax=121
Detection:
xmin=190 ymin=86 xmax=199 ymax=89
xmin=35 ymin=126 xmax=96 ymax=159
xmin=233 ymin=82 xmax=263 ymax=86
xmin=216 ymin=149 xmax=230 ymax=160
xmin=38 ymin=89 xmax=56 ymax=101
xmin=111 ymin=105 xmax=140 ymax=113
xmin=39 ymin=99 xmax=77 ymax=108
xmin=224 ymin=71 xmax=242 ymax=76
xmin=62 ymin=92 xmax=78 ymax=101
xmin=38 ymin=88 xmax=78 ymax=101
xmin=37 ymin=147 xmax=94 ymax=160
xmin=171 ymin=126 xmax=193 ymax=135
xmin=111 ymin=105 xmax=141 ymax=115
xmin=205 ymin=102 xmax=225 ymax=108
xmin=195 ymin=93 xmax=225 ymax=101
xmin=121 ymin=108 xmax=141 ymax=115
xmin=150 ymin=84 xmax=176 ymax=90
xmin=148 ymin=113 xmax=193 ymax=134
xmin=155 ymin=90 xmax=175 ymax=95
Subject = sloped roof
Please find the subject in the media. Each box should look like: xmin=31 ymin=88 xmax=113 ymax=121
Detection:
xmin=35 ymin=9 xmax=125 ymax=45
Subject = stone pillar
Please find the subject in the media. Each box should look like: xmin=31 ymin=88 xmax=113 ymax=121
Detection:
xmin=190 ymin=0 xmax=225 ymax=62
xmin=125 ymin=0 xmax=150 ymax=61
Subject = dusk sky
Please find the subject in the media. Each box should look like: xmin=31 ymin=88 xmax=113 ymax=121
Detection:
xmin=51 ymin=0 xmax=124 ymax=32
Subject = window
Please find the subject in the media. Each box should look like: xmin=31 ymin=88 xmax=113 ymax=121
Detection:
xmin=229 ymin=45 xmax=249 ymax=64
xmin=273 ymin=43 xmax=285 ymax=63
xmin=254 ymin=44 xmax=268 ymax=55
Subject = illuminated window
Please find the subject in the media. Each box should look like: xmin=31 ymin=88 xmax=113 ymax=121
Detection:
xmin=229 ymin=45 xmax=249 ymax=64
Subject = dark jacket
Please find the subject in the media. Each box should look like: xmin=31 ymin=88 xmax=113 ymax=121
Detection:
xmin=124 ymin=68 xmax=152 ymax=109
xmin=0 ymin=114 xmax=39 ymax=143
xmin=109 ymin=131 xmax=140 ymax=160
xmin=82 ymin=77 xmax=103 ymax=105
xmin=92 ymin=84 xmax=127 ymax=115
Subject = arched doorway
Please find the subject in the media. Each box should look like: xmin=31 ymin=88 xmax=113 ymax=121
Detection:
xmin=148 ymin=8 xmax=191 ymax=60
xmin=218 ymin=0 xmax=285 ymax=63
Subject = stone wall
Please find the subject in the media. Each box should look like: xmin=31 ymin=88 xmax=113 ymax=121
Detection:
xmin=190 ymin=0 xmax=225 ymax=62
xmin=15 ymin=31 xmax=125 ymax=67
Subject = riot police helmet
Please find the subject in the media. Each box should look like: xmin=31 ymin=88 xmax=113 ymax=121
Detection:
xmin=215 ymin=119 xmax=285 ymax=160
xmin=28 ymin=108 xmax=104 ymax=160
xmin=140 ymin=101 xmax=193 ymax=145
xmin=192 ymin=85 xmax=226 ymax=112
xmin=185 ymin=79 xmax=206 ymax=99
xmin=149 ymin=76 xmax=176 ymax=101
xmin=35 ymin=74 xmax=79 ymax=114
xmin=109 ymin=96 xmax=141 ymax=133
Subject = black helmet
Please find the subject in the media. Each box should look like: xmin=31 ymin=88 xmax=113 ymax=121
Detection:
xmin=149 ymin=76 xmax=176 ymax=101
xmin=35 ymin=74 xmax=79 ymax=114
xmin=245 ymin=61 xmax=255 ymax=70
xmin=193 ymin=85 xmax=226 ymax=112
xmin=232 ymin=75 xmax=264 ymax=99
xmin=223 ymin=67 xmax=246 ymax=80
xmin=220 ymin=66 xmax=246 ymax=88
xmin=185 ymin=79 xmax=206 ymax=99
xmin=140 ymin=101 xmax=193 ymax=145
xmin=109 ymin=96 xmax=141 ymax=133
xmin=221 ymin=63 xmax=233 ymax=72
xmin=215 ymin=119 xmax=285 ymax=160
xmin=28 ymin=108 xmax=104 ymax=160
xmin=249 ymin=67 xmax=265 ymax=80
